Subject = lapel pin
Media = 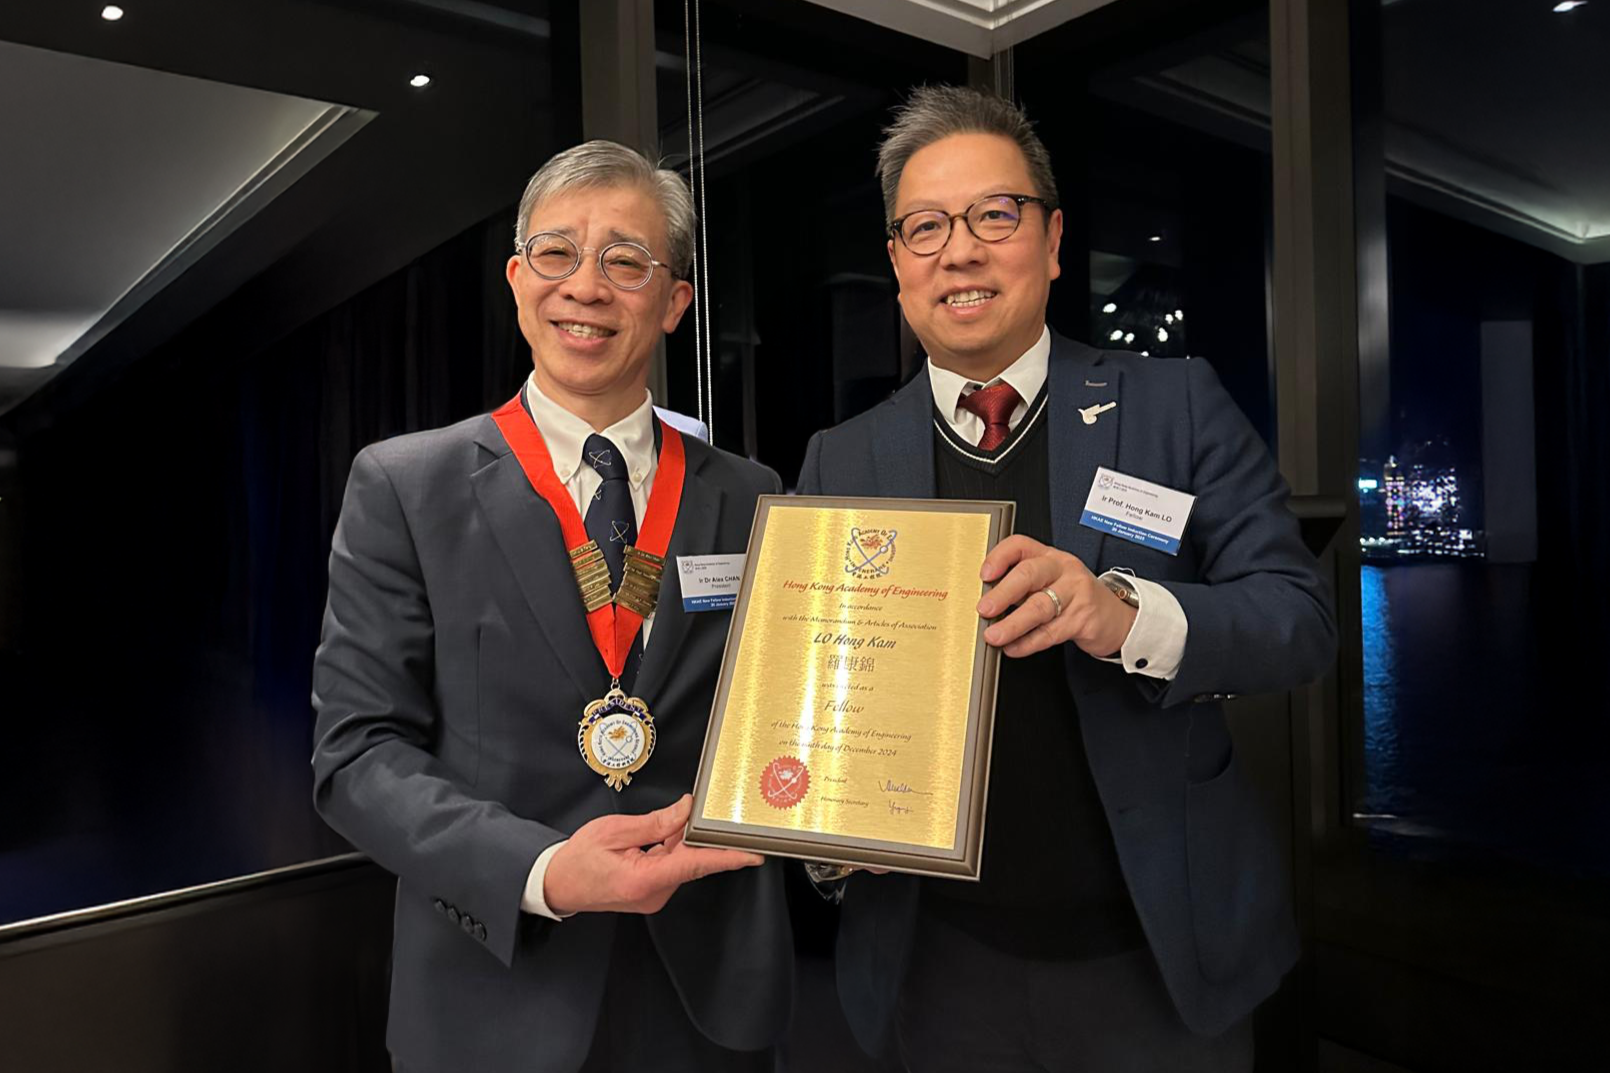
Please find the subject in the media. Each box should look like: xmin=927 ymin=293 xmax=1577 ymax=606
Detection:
xmin=1079 ymin=401 xmax=1118 ymax=426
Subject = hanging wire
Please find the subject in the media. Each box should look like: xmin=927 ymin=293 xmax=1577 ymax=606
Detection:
xmin=682 ymin=0 xmax=705 ymax=434
xmin=693 ymin=0 xmax=714 ymax=441
xmin=681 ymin=0 xmax=714 ymax=442
xmin=692 ymin=0 xmax=718 ymax=441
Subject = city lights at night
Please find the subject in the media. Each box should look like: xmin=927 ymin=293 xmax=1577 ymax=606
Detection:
xmin=1360 ymin=455 xmax=1482 ymax=559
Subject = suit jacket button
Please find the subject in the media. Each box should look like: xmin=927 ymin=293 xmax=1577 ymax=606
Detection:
xmin=474 ymin=923 xmax=487 ymax=941
xmin=446 ymin=907 xmax=460 ymax=924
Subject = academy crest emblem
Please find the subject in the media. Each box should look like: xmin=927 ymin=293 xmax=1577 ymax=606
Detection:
xmin=844 ymin=526 xmax=897 ymax=579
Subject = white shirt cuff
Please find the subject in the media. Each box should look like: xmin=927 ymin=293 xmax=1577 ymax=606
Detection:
xmin=1096 ymin=571 xmax=1187 ymax=681
xmin=521 ymin=840 xmax=573 ymax=920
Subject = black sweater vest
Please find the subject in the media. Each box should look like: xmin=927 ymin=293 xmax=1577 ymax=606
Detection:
xmin=921 ymin=392 xmax=1143 ymax=960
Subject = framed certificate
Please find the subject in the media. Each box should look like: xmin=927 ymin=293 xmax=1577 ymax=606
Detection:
xmin=684 ymin=495 xmax=1013 ymax=879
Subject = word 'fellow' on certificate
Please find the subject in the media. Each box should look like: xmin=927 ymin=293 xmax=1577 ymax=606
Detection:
xmin=685 ymin=495 xmax=1013 ymax=879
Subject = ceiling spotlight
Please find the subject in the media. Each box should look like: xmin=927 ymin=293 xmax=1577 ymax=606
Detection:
xmin=409 ymin=73 xmax=432 ymax=89
xmin=1102 ymin=302 xmax=1117 ymax=314
xmin=1124 ymin=333 xmax=1135 ymax=344
xmin=1165 ymin=313 xmax=1175 ymax=324
xmin=1141 ymin=350 xmax=1150 ymax=357
xmin=1109 ymin=329 xmax=1124 ymax=341
xmin=1174 ymin=309 xmax=1184 ymax=320
xmin=1553 ymin=1 xmax=1587 ymax=11
xmin=101 ymin=5 xmax=124 ymax=19
xmin=1148 ymin=234 xmax=1162 ymax=243
xmin=1157 ymin=328 xmax=1169 ymax=342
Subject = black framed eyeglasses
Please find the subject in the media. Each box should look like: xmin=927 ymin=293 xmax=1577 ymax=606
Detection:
xmin=516 ymin=231 xmax=672 ymax=291
xmin=888 ymin=193 xmax=1054 ymax=255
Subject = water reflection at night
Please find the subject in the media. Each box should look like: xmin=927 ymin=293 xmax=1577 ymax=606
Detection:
xmin=1359 ymin=565 xmax=1401 ymax=818
xmin=1357 ymin=564 xmax=1610 ymax=876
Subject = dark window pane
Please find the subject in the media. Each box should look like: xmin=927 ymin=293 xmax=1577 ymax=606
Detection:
xmin=1020 ymin=4 xmax=1275 ymax=447
xmin=1353 ymin=0 xmax=1610 ymax=878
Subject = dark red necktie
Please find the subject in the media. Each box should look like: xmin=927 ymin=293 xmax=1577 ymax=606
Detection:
xmin=958 ymin=382 xmax=1022 ymax=452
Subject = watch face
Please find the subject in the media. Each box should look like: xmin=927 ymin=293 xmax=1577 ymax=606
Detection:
xmin=1103 ymin=579 xmax=1138 ymax=607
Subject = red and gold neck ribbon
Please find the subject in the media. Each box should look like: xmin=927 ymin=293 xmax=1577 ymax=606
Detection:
xmin=490 ymin=393 xmax=685 ymax=680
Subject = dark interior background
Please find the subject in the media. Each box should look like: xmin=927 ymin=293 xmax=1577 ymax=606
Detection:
xmin=2 ymin=0 xmax=1608 ymax=1070
xmin=0 ymin=0 xmax=567 ymax=923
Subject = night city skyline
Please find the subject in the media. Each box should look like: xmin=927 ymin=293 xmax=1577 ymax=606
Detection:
xmin=1359 ymin=449 xmax=1483 ymax=561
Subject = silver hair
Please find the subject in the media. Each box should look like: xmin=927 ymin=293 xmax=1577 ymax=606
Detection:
xmin=512 ymin=140 xmax=695 ymax=278
xmin=876 ymin=85 xmax=1060 ymax=225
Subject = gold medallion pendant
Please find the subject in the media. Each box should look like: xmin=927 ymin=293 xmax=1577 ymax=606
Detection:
xmin=577 ymin=687 xmax=656 ymax=791
xmin=488 ymin=396 xmax=683 ymax=794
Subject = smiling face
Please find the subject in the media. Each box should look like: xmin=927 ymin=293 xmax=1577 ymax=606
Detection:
xmin=888 ymin=132 xmax=1062 ymax=381
xmin=505 ymin=183 xmax=693 ymax=427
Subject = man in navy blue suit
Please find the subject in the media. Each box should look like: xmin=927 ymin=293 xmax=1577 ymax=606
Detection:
xmin=797 ymin=86 xmax=1336 ymax=1072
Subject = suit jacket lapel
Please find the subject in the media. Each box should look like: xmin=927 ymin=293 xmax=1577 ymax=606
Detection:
xmin=632 ymin=444 xmax=723 ymax=704
xmin=470 ymin=416 xmax=605 ymax=704
xmin=1047 ymin=336 xmax=1122 ymax=569
xmin=871 ymin=367 xmax=937 ymax=498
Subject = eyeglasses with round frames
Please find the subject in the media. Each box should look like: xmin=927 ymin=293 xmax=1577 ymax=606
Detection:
xmin=888 ymin=193 xmax=1054 ymax=256
xmin=516 ymin=231 xmax=672 ymax=291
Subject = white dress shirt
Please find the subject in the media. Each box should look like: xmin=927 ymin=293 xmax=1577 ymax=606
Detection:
xmin=926 ymin=328 xmax=1049 ymax=443
xmin=925 ymin=326 xmax=1189 ymax=681
xmin=520 ymin=374 xmax=660 ymax=920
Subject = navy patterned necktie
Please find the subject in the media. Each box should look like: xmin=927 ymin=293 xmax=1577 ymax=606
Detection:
xmin=582 ymin=433 xmax=636 ymax=592
xmin=581 ymin=433 xmax=642 ymax=685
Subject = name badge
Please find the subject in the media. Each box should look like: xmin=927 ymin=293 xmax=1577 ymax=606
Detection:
xmin=677 ymin=553 xmax=746 ymax=612
xmin=1080 ymin=467 xmax=1195 ymax=555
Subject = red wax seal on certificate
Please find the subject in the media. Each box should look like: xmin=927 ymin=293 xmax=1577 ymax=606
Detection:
xmin=760 ymin=757 xmax=810 ymax=809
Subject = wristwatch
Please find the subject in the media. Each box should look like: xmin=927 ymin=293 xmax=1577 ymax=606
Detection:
xmin=1099 ymin=576 xmax=1141 ymax=661
xmin=1100 ymin=574 xmax=1141 ymax=610
xmin=803 ymin=861 xmax=856 ymax=884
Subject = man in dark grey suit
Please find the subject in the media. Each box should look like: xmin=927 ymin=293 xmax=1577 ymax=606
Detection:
xmin=799 ymin=87 xmax=1336 ymax=1071
xmin=312 ymin=141 xmax=792 ymax=1073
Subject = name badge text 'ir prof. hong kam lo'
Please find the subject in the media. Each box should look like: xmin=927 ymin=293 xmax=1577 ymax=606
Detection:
xmin=1080 ymin=467 xmax=1196 ymax=555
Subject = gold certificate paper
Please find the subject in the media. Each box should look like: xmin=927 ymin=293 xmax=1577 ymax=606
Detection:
xmin=685 ymin=496 xmax=1013 ymax=878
